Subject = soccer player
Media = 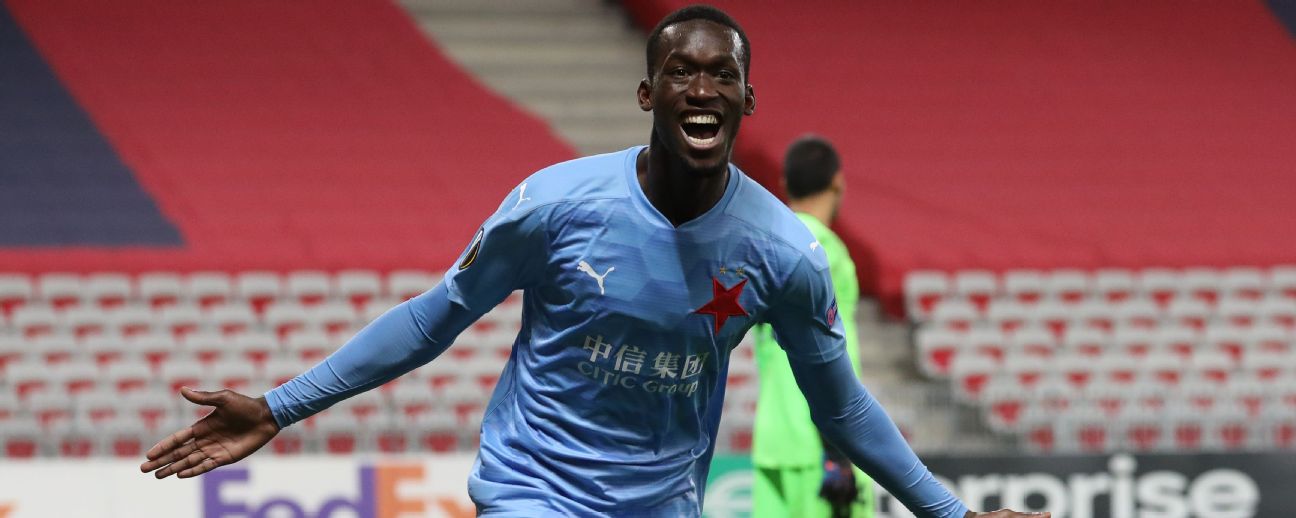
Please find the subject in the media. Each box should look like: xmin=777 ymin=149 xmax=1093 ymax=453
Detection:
xmin=140 ymin=5 xmax=1046 ymax=518
xmin=751 ymin=136 xmax=873 ymax=518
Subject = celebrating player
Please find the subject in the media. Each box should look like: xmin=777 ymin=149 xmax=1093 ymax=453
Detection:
xmin=141 ymin=5 xmax=1047 ymax=518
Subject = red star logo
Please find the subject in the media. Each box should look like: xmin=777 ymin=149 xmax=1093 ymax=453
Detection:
xmin=694 ymin=277 xmax=749 ymax=333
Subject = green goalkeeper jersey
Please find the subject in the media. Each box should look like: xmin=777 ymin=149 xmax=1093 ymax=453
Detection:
xmin=752 ymin=212 xmax=861 ymax=467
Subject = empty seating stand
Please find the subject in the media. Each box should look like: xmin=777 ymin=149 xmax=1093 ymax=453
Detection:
xmin=906 ymin=266 xmax=1296 ymax=454
xmin=0 ymin=270 xmax=763 ymax=457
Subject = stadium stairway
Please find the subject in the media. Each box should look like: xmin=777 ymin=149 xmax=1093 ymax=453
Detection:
xmin=400 ymin=0 xmax=651 ymax=156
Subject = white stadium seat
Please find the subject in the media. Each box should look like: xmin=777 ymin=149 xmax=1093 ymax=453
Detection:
xmin=1002 ymin=270 xmax=1045 ymax=304
xmin=285 ymin=270 xmax=331 ymax=305
xmin=903 ymin=270 xmax=949 ymax=320
xmin=36 ymin=273 xmax=82 ymax=308
xmin=85 ymin=273 xmax=132 ymax=308
xmin=186 ymin=272 xmax=233 ymax=307
xmin=388 ymin=270 xmax=439 ymax=301
xmin=335 ymin=269 xmax=382 ymax=306
xmin=1093 ymin=269 xmax=1136 ymax=302
xmin=138 ymin=272 xmax=184 ymax=308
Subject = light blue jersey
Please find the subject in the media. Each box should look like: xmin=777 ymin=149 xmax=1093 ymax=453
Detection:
xmin=266 ymin=147 xmax=967 ymax=517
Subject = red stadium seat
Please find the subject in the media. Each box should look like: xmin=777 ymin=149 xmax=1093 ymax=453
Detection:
xmin=1002 ymin=270 xmax=1045 ymax=305
xmin=27 ymin=391 xmax=72 ymax=429
xmin=160 ymin=362 xmax=206 ymax=393
xmin=105 ymin=363 xmax=152 ymax=395
xmin=903 ymin=270 xmax=949 ymax=320
xmin=390 ymin=384 xmax=435 ymax=419
xmin=33 ymin=334 xmax=77 ymax=365
xmin=1044 ymin=270 xmax=1089 ymax=304
xmin=314 ymin=412 xmax=360 ymax=454
xmin=61 ymin=306 xmax=108 ymax=339
xmin=1093 ymin=269 xmax=1136 ymax=303
xmin=56 ymin=362 xmax=99 ymax=396
xmin=211 ymin=360 xmax=257 ymax=392
xmin=138 ymin=272 xmax=184 ymax=309
xmin=36 ymin=273 xmax=82 ymax=310
xmin=414 ymin=413 xmax=459 ymax=453
xmin=1 ymin=418 xmax=43 ymax=458
xmin=232 ymin=331 xmax=279 ymax=367
xmin=388 ymin=270 xmax=438 ymax=302
xmin=236 ymin=271 xmax=282 ymax=314
xmin=286 ymin=271 xmax=331 ymax=306
xmin=263 ymin=301 xmax=309 ymax=341
xmin=104 ymin=418 xmax=148 ymax=458
xmin=952 ymin=270 xmax=997 ymax=312
xmin=950 ymin=355 xmax=996 ymax=402
xmin=75 ymin=392 xmax=120 ymax=425
xmin=186 ymin=272 xmax=233 ymax=309
xmin=1166 ymin=298 xmax=1210 ymax=332
xmin=11 ymin=304 xmax=56 ymax=338
xmin=986 ymin=298 xmax=1028 ymax=333
xmin=122 ymin=391 xmax=174 ymax=431
xmin=54 ymin=418 xmax=98 ymax=457
xmin=7 ymin=362 xmax=51 ymax=399
xmin=336 ymin=270 xmax=382 ymax=308
xmin=965 ymin=327 xmax=1006 ymax=363
xmin=159 ymin=304 xmax=204 ymax=339
xmin=1182 ymin=268 xmax=1222 ymax=306
xmin=284 ymin=330 xmax=334 ymax=363
xmin=0 ymin=274 xmax=32 ymax=317
xmin=83 ymin=336 xmax=127 ymax=367
xmin=1272 ymin=266 xmax=1296 ymax=301
xmin=309 ymin=301 xmax=357 ymax=337
xmin=0 ymin=336 xmax=26 ymax=373
xmin=85 ymin=273 xmax=132 ymax=309
xmin=931 ymin=298 xmax=977 ymax=332
xmin=206 ymin=303 xmax=256 ymax=337
xmin=108 ymin=305 xmax=154 ymax=337
xmin=0 ymin=393 xmax=18 ymax=423
xmin=1121 ymin=418 xmax=1168 ymax=452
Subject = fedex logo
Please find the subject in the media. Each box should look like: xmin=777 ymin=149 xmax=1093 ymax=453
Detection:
xmin=203 ymin=464 xmax=472 ymax=518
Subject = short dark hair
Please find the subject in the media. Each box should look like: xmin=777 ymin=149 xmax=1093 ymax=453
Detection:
xmin=645 ymin=4 xmax=750 ymax=81
xmin=784 ymin=135 xmax=840 ymax=199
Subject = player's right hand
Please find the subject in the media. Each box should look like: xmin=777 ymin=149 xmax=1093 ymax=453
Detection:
xmin=139 ymin=387 xmax=280 ymax=479
xmin=965 ymin=511 xmax=1051 ymax=517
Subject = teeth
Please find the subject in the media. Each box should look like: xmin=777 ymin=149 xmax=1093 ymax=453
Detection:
xmin=683 ymin=114 xmax=718 ymax=125
xmin=686 ymin=135 xmax=716 ymax=146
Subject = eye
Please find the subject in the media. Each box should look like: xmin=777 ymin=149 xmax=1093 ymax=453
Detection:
xmin=670 ymin=67 xmax=689 ymax=78
xmin=717 ymin=70 xmax=737 ymax=81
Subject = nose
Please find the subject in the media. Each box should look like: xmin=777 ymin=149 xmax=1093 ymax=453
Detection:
xmin=685 ymin=73 xmax=718 ymax=103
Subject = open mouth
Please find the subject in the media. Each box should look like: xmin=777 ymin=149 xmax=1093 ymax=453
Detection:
xmin=680 ymin=113 xmax=722 ymax=148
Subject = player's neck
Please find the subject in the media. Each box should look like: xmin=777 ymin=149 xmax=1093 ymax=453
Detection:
xmin=636 ymin=140 xmax=730 ymax=228
xmin=787 ymin=193 xmax=835 ymax=227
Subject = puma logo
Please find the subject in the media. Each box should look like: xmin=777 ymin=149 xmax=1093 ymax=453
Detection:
xmin=577 ymin=260 xmax=615 ymax=295
xmin=513 ymin=182 xmax=532 ymax=209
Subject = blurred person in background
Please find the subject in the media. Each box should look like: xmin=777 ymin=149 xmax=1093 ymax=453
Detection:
xmin=752 ymin=135 xmax=874 ymax=518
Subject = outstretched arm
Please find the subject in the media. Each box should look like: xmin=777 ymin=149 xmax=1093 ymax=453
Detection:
xmin=141 ymin=284 xmax=478 ymax=478
xmin=789 ymin=351 xmax=966 ymax=517
xmin=766 ymin=255 xmax=1047 ymax=518
xmin=142 ymin=181 xmax=548 ymax=479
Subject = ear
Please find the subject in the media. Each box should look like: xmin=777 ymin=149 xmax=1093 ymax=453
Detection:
xmin=832 ymin=171 xmax=846 ymax=193
xmin=779 ymin=176 xmax=788 ymax=198
xmin=638 ymin=78 xmax=653 ymax=112
xmin=743 ymin=84 xmax=756 ymax=115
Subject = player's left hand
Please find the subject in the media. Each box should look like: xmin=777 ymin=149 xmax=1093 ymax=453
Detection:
xmin=819 ymin=457 xmax=858 ymax=516
xmin=965 ymin=510 xmax=1051 ymax=517
xmin=139 ymin=387 xmax=280 ymax=479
